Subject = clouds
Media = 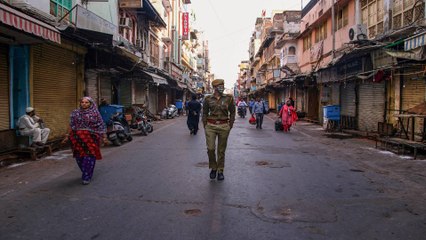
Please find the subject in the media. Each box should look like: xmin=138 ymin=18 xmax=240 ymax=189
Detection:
xmin=191 ymin=0 xmax=301 ymax=88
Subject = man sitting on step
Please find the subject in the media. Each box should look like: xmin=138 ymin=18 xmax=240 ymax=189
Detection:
xmin=17 ymin=107 xmax=50 ymax=147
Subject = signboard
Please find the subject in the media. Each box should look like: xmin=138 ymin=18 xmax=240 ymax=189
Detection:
xmin=119 ymin=0 xmax=143 ymax=8
xmin=76 ymin=5 xmax=117 ymax=36
xmin=182 ymin=12 xmax=189 ymax=40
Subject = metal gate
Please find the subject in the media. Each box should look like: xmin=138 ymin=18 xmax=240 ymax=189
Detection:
xmin=358 ymin=81 xmax=385 ymax=132
xmin=32 ymin=44 xmax=77 ymax=138
xmin=0 ymin=44 xmax=9 ymax=130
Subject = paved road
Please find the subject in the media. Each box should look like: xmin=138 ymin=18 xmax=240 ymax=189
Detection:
xmin=0 ymin=115 xmax=425 ymax=240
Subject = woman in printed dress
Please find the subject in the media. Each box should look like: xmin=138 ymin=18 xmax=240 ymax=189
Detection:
xmin=63 ymin=97 xmax=106 ymax=185
xmin=279 ymin=99 xmax=298 ymax=132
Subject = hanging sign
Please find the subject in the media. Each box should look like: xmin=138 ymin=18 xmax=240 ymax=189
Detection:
xmin=182 ymin=12 xmax=189 ymax=40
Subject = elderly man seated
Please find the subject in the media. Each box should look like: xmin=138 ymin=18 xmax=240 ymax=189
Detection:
xmin=17 ymin=107 xmax=50 ymax=147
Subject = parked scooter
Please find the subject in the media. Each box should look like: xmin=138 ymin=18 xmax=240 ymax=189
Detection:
xmin=129 ymin=106 xmax=153 ymax=135
xmin=161 ymin=104 xmax=179 ymax=119
xmin=238 ymin=106 xmax=247 ymax=118
xmin=106 ymin=113 xmax=132 ymax=146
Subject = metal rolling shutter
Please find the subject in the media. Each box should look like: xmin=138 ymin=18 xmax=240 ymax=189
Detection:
xmin=340 ymin=82 xmax=356 ymax=116
xmin=119 ymin=78 xmax=132 ymax=107
xmin=134 ymin=79 xmax=148 ymax=104
xmin=296 ymin=87 xmax=303 ymax=111
xmin=148 ymin=85 xmax=158 ymax=114
xmin=0 ymin=44 xmax=9 ymax=130
xmin=33 ymin=44 xmax=77 ymax=139
xmin=402 ymin=75 xmax=426 ymax=134
xmin=358 ymin=81 xmax=385 ymax=132
xmin=402 ymin=77 xmax=426 ymax=110
xmin=100 ymin=75 xmax=112 ymax=104
xmin=307 ymin=86 xmax=319 ymax=120
xmin=86 ymin=70 xmax=99 ymax=103
xmin=331 ymin=82 xmax=340 ymax=105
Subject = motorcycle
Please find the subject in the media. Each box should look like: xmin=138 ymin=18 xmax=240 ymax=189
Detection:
xmin=106 ymin=113 xmax=132 ymax=146
xmin=238 ymin=106 xmax=247 ymax=118
xmin=129 ymin=106 xmax=153 ymax=136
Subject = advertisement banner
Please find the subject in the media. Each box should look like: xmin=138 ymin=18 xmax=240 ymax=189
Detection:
xmin=182 ymin=12 xmax=189 ymax=40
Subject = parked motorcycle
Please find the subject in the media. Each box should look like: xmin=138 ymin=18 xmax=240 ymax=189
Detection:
xmin=238 ymin=106 xmax=247 ymax=118
xmin=129 ymin=106 xmax=153 ymax=136
xmin=106 ymin=113 xmax=132 ymax=146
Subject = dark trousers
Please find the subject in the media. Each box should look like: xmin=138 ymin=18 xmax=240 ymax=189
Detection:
xmin=255 ymin=113 xmax=264 ymax=129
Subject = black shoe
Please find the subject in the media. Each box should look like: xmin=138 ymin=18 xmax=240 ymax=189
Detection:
xmin=217 ymin=172 xmax=224 ymax=181
xmin=209 ymin=169 xmax=217 ymax=179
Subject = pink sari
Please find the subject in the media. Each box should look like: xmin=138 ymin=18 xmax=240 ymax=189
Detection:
xmin=279 ymin=105 xmax=298 ymax=132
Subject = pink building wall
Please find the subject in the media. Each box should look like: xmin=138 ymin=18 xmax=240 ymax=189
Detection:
xmin=298 ymin=0 xmax=356 ymax=74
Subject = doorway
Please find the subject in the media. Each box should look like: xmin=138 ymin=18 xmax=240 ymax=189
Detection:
xmin=9 ymin=45 xmax=30 ymax=128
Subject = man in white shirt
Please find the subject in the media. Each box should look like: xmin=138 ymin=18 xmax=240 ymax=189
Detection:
xmin=17 ymin=107 xmax=50 ymax=147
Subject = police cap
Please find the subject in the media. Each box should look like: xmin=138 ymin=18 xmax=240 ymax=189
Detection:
xmin=212 ymin=79 xmax=224 ymax=87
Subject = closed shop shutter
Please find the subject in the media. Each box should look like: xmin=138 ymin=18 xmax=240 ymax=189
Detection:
xmin=0 ymin=44 xmax=9 ymax=130
xmin=340 ymin=82 xmax=356 ymax=117
xmin=331 ymin=82 xmax=340 ymax=105
xmin=33 ymin=44 xmax=77 ymax=138
xmin=296 ymin=87 xmax=304 ymax=111
xmin=100 ymin=75 xmax=112 ymax=104
xmin=307 ymin=86 xmax=319 ymax=120
xmin=86 ymin=70 xmax=99 ymax=103
xmin=148 ymin=85 xmax=157 ymax=114
xmin=119 ymin=79 xmax=132 ymax=107
xmin=158 ymin=87 xmax=167 ymax=111
xmin=134 ymin=79 xmax=147 ymax=104
xmin=402 ymin=74 xmax=426 ymax=134
xmin=358 ymin=81 xmax=385 ymax=132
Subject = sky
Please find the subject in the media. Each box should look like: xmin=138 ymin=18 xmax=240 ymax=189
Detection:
xmin=190 ymin=0 xmax=303 ymax=89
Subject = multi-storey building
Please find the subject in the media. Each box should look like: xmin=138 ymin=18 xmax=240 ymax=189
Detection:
xmin=0 ymin=0 xmax=213 ymax=152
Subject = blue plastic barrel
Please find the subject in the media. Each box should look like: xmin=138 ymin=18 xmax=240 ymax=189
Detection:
xmin=323 ymin=105 xmax=340 ymax=120
xmin=99 ymin=104 xmax=124 ymax=123
xmin=175 ymin=100 xmax=183 ymax=109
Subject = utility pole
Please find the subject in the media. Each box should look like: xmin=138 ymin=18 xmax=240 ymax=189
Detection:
xmin=331 ymin=0 xmax=335 ymax=58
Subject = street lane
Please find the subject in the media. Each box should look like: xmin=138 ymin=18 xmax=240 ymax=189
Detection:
xmin=0 ymin=115 xmax=425 ymax=240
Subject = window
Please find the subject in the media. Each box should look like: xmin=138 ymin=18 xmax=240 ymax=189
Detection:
xmin=336 ymin=6 xmax=349 ymax=30
xmin=315 ymin=21 xmax=327 ymax=42
xmin=288 ymin=46 xmax=296 ymax=55
xmin=303 ymin=34 xmax=311 ymax=51
xmin=50 ymin=0 xmax=72 ymax=20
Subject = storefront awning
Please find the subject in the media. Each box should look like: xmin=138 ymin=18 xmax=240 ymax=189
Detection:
xmin=0 ymin=3 xmax=61 ymax=44
xmin=143 ymin=71 xmax=168 ymax=85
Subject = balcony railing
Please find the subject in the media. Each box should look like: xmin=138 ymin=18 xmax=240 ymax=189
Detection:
xmin=282 ymin=55 xmax=297 ymax=66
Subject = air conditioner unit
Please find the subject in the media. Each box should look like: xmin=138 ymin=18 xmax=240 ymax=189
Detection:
xmin=348 ymin=24 xmax=367 ymax=41
xmin=119 ymin=18 xmax=132 ymax=29
xmin=12 ymin=0 xmax=56 ymax=23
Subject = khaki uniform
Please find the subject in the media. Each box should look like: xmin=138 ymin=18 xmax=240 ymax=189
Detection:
xmin=202 ymin=94 xmax=235 ymax=171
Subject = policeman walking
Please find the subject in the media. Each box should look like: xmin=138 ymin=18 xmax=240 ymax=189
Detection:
xmin=202 ymin=79 xmax=235 ymax=181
